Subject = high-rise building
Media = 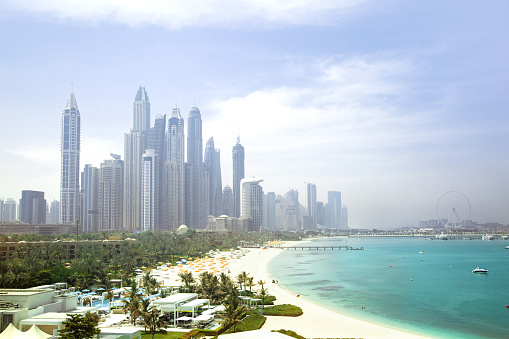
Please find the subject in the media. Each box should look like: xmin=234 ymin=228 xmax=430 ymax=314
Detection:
xmin=50 ymin=200 xmax=60 ymax=224
xmin=81 ymin=164 xmax=100 ymax=233
xmin=141 ymin=149 xmax=159 ymax=231
xmin=266 ymin=192 xmax=276 ymax=230
xmin=164 ymin=106 xmax=185 ymax=229
xmin=123 ymin=86 xmax=150 ymax=231
xmin=341 ymin=205 xmax=348 ymax=229
xmin=328 ymin=191 xmax=342 ymax=229
xmin=60 ymin=86 xmax=81 ymax=224
xmin=147 ymin=114 xmax=166 ymax=229
xmin=306 ymin=183 xmax=317 ymax=229
xmin=222 ymin=185 xmax=233 ymax=217
xmin=3 ymin=199 xmax=17 ymax=222
xmin=133 ymin=86 xmax=151 ymax=133
xmin=20 ymin=190 xmax=46 ymax=225
xmin=185 ymin=106 xmax=205 ymax=228
xmin=204 ymin=137 xmax=223 ymax=217
xmin=232 ymin=137 xmax=245 ymax=218
xmin=99 ymin=155 xmax=124 ymax=231
xmin=240 ymin=178 xmax=264 ymax=232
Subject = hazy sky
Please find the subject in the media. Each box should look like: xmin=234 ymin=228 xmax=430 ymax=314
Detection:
xmin=1 ymin=0 xmax=508 ymax=228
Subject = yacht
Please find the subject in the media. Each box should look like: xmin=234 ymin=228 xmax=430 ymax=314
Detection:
xmin=435 ymin=233 xmax=448 ymax=240
xmin=482 ymin=234 xmax=495 ymax=240
xmin=505 ymin=246 xmax=509 ymax=249
xmin=472 ymin=267 xmax=488 ymax=273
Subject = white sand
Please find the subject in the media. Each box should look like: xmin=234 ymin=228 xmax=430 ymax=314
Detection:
xmin=227 ymin=241 xmax=432 ymax=339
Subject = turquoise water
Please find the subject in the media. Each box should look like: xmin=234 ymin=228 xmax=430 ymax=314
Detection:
xmin=268 ymin=237 xmax=509 ymax=339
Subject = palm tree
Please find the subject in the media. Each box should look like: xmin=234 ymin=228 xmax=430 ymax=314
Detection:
xmin=122 ymin=280 xmax=142 ymax=325
xmin=246 ymin=277 xmax=254 ymax=292
xmin=257 ymin=280 xmax=267 ymax=309
xmin=220 ymin=293 xmax=246 ymax=333
xmin=177 ymin=271 xmax=195 ymax=292
xmin=104 ymin=289 xmax=115 ymax=311
xmin=144 ymin=308 xmax=165 ymax=339
xmin=140 ymin=298 xmax=152 ymax=331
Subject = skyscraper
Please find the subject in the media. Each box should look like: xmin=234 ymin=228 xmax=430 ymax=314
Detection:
xmin=266 ymin=192 xmax=276 ymax=230
xmin=81 ymin=164 xmax=100 ymax=233
xmin=306 ymin=183 xmax=317 ymax=229
xmin=99 ymin=155 xmax=124 ymax=231
xmin=240 ymin=178 xmax=264 ymax=232
xmin=222 ymin=185 xmax=233 ymax=217
xmin=133 ymin=86 xmax=151 ymax=133
xmin=328 ymin=191 xmax=342 ymax=229
xmin=20 ymin=190 xmax=46 ymax=225
xmin=185 ymin=106 xmax=205 ymax=228
xmin=50 ymin=200 xmax=60 ymax=224
xmin=3 ymin=199 xmax=17 ymax=222
xmin=164 ymin=106 xmax=185 ymax=229
xmin=60 ymin=86 xmax=81 ymax=224
xmin=142 ymin=149 xmax=158 ymax=231
xmin=147 ymin=114 xmax=166 ymax=229
xmin=232 ymin=137 xmax=245 ymax=218
xmin=123 ymin=86 xmax=150 ymax=231
xmin=204 ymin=137 xmax=223 ymax=217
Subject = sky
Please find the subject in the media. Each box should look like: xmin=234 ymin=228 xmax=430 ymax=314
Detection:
xmin=0 ymin=0 xmax=508 ymax=228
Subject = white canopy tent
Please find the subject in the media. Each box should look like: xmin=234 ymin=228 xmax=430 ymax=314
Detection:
xmin=0 ymin=323 xmax=22 ymax=338
xmin=179 ymin=298 xmax=210 ymax=317
xmin=17 ymin=325 xmax=51 ymax=339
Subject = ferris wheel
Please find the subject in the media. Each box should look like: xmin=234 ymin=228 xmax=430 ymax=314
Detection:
xmin=436 ymin=191 xmax=472 ymax=228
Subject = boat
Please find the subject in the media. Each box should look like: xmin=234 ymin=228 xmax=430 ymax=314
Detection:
xmin=436 ymin=233 xmax=448 ymax=240
xmin=419 ymin=251 xmax=427 ymax=254
xmin=505 ymin=246 xmax=509 ymax=249
xmin=472 ymin=267 xmax=488 ymax=273
xmin=482 ymin=234 xmax=495 ymax=240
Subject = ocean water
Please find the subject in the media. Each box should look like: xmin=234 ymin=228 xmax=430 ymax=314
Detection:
xmin=268 ymin=237 xmax=509 ymax=339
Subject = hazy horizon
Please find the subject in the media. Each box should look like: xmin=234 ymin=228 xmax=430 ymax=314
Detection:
xmin=1 ymin=1 xmax=508 ymax=228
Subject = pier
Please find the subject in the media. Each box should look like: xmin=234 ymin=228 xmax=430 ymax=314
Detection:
xmin=281 ymin=246 xmax=364 ymax=250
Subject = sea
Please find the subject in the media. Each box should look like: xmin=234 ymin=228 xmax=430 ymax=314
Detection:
xmin=268 ymin=237 xmax=509 ymax=339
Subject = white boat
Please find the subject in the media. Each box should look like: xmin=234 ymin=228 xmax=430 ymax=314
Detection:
xmin=505 ymin=246 xmax=509 ymax=249
xmin=472 ymin=267 xmax=488 ymax=273
xmin=482 ymin=234 xmax=494 ymax=240
xmin=419 ymin=251 xmax=427 ymax=254
xmin=435 ymin=233 xmax=448 ymax=240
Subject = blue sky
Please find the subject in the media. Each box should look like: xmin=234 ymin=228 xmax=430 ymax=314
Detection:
xmin=1 ymin=0 xmax=508 ymax=228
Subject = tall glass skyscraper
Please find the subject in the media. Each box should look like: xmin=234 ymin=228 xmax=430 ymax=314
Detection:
xmin=232 ymin=137 xmax=245 ymax=218
xmin=185 ymin=106 xmax=205 ymax=228
xmin=164 ymin=106 xmax=185 ymax=229
xmin=204 ymin=137 xmax=222 ymax=217
xmin=60 ymin=86 xmax=81 ymax=224
xmin=124 ymin=86 xmax=150 ymax=231
xmin=133 ymin=86 xmax=151 ymax=133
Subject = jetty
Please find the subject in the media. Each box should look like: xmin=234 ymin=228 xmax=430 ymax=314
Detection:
xmin=281 ymin=246 xmax=364 ymax=250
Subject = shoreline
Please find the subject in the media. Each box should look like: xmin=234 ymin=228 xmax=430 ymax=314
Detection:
xmin=228 ymin=241 xmax=432 ymax=339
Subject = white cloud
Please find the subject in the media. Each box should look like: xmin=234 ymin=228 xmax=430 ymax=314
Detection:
xmin=2 ymin=0 xmax=371 ymax=29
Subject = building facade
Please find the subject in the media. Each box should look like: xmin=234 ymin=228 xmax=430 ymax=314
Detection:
xmin=306 ymin=183 xmax=317 ymax=229
xmin=141 ymin=149 xmax=159 ymax=231
xmin=164 ymin=106 xmax=185 ymax=230
xmin=327 ymin=191 xmax=342 ymax=229
xmin=19 ymin=190 xmax=46 ymax=225
xmin=99 ymin=156 xmax=124 ymax=231
xmin=80 ymin=164 xmax=99 ymax=233
xmin=204 ymin=137 xmax=223 ymax=217
xmin=232 ymin=137 xmax=245 ymax=218
xmin=240 ymin=178 xmax=264 ymax=232
xmin=60 ymin=87 xmax=81 ymax=224
xmin=185 ymin=106 xmax=205 ymax=228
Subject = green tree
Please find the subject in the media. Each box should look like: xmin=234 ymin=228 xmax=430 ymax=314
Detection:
xmin=58 ymin=312 xmax=101 ymax=339
xmin=220 ymin=292 xmax=246 ymax=333
xmin=257 ymin=280 xmax=267 ymax=309
xmin=144 ymin=308 xmax=165 ymax=339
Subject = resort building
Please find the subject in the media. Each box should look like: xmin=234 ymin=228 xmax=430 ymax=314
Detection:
xmin=206 ymin=215 xmax=253 ymax=233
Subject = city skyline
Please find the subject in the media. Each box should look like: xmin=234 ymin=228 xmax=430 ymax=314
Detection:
xmin=1 ymin=1 xmax=508 ymax=228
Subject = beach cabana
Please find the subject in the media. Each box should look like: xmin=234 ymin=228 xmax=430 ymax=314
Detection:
xmin=151 ymin=293 xmax=198 ymax=326
xmin=179 ymin=298 xmax=210 ymax=317
xmin=0 ymin=323 xmax=22 ymax=338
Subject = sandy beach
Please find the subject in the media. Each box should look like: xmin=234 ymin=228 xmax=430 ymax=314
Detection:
xmin=227 ymin=241 xmax=432 ymax=339
xmin=149 ymin=241 xmax=432 ymax=338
